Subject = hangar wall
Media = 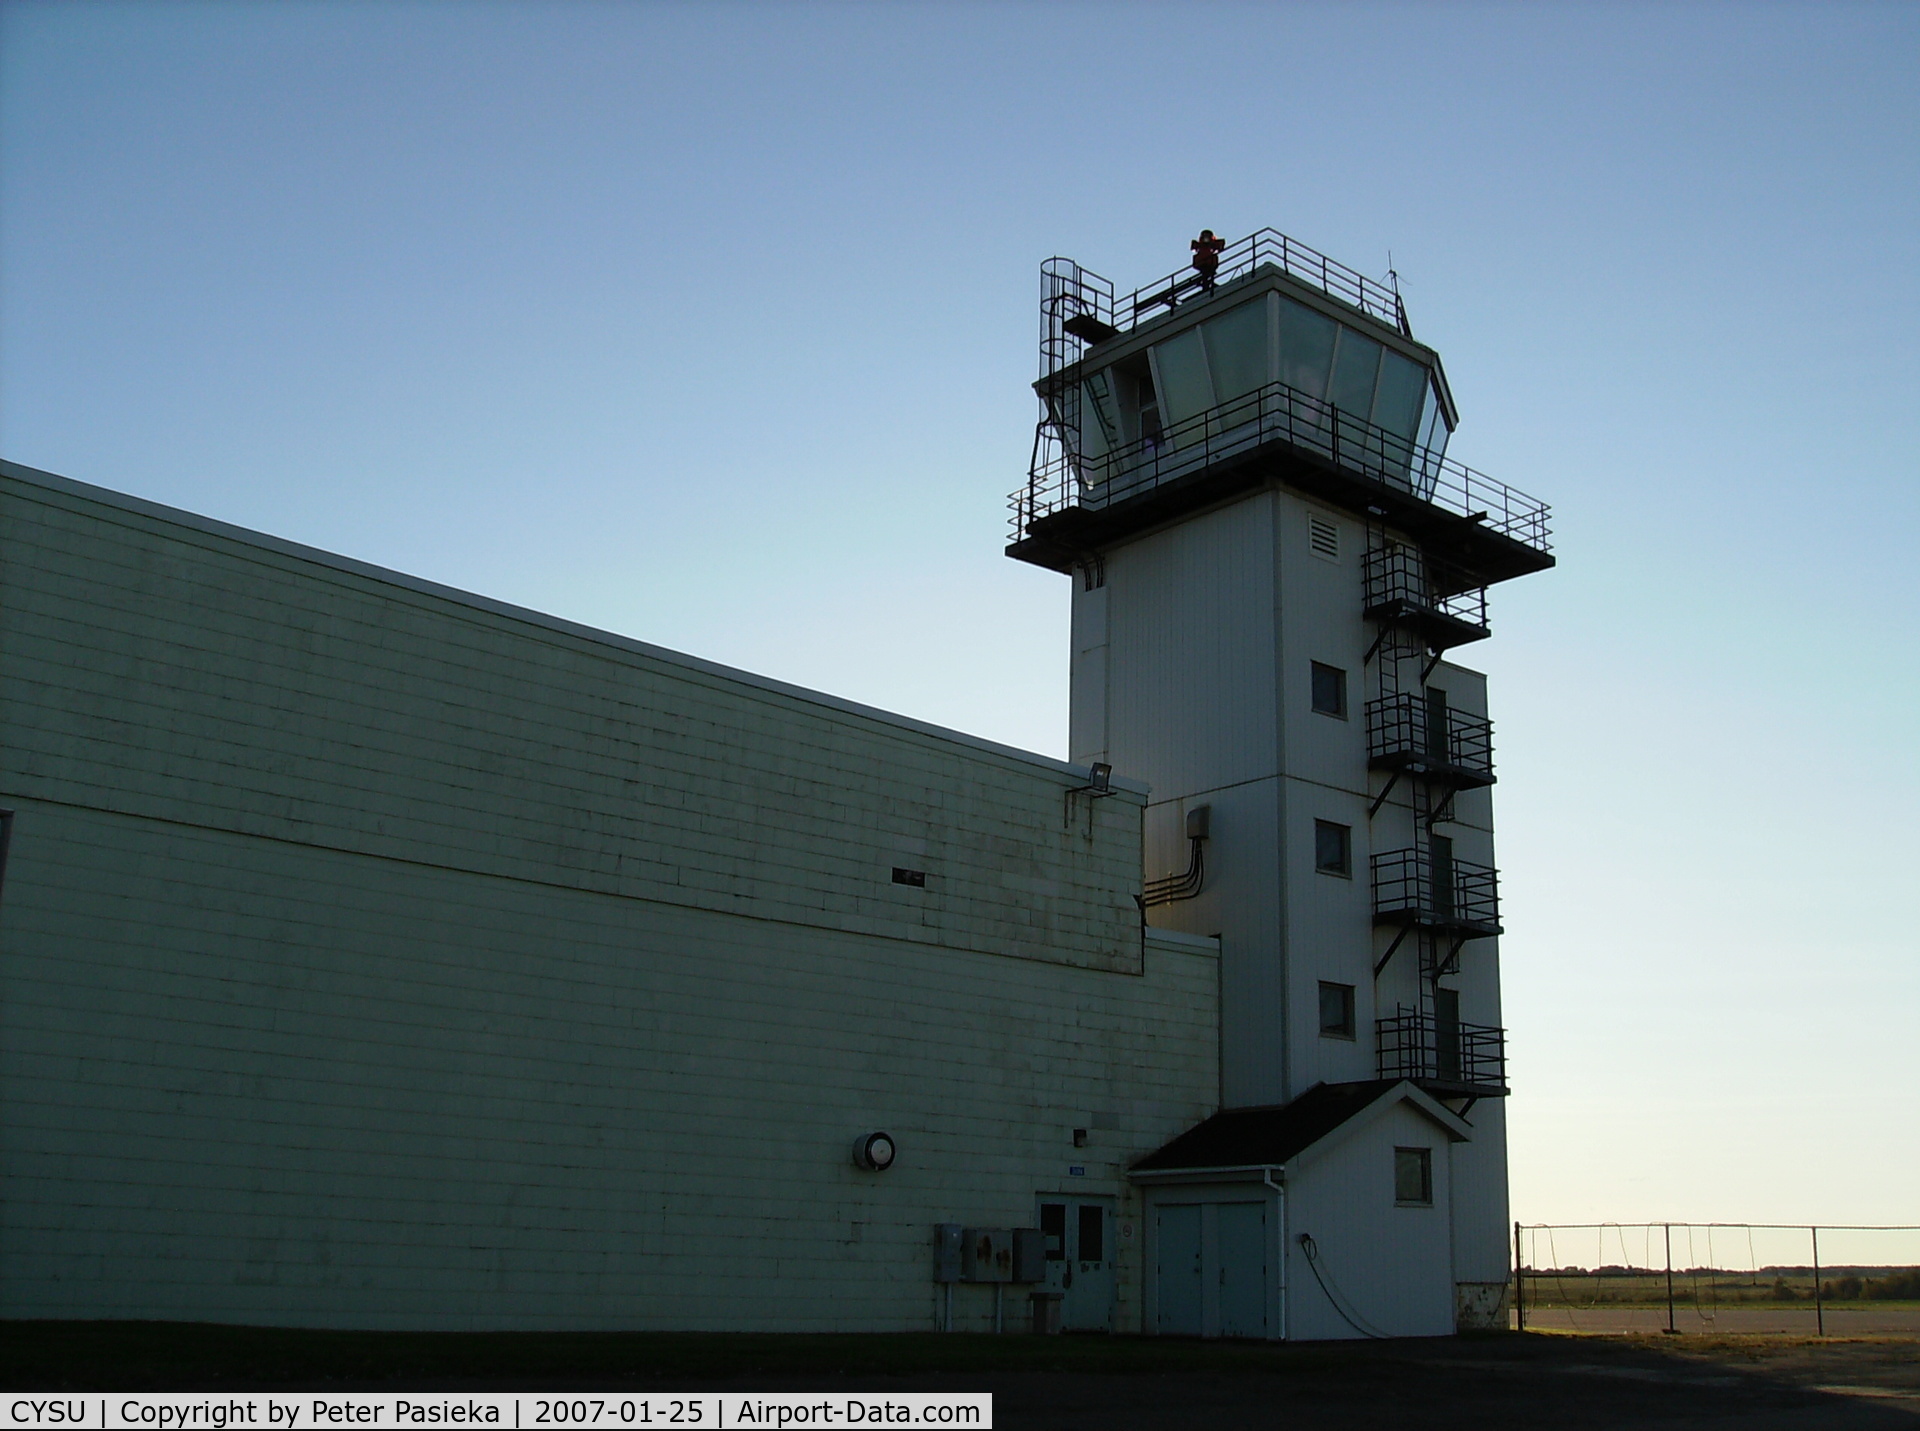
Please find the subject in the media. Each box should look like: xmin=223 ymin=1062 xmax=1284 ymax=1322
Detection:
xmin=0 ymin=463 xmax=1220 ymax=1330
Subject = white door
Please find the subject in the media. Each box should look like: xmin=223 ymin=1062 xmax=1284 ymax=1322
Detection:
xmin=1154 ymin=1203 xmax=1203 ymax=1336
xmin=1217 ymin=1202 xmax=1269 ymax=1338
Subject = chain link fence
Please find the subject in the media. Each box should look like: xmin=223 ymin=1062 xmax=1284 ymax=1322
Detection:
xmin=1513 ymin=1223 xmax=1920 ymax=1336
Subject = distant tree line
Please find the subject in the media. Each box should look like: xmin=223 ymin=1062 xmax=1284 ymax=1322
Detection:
xmin=1817 ymin=1269 xmax=1920 ymax=1301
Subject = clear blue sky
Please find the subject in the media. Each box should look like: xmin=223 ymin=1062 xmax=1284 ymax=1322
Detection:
xmin=4 ymin=0 xmax=1916 ymax=1240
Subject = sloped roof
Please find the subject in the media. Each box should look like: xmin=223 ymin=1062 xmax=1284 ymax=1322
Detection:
xmin=1132 ymin=1080 xmax=1463 ymax=1174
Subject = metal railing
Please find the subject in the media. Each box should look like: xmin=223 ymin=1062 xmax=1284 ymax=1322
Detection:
xmin=1118 ymin=229 xmax=1406 ymax=341
xmin=1040 ymin=257 xmax=1118 ymax=379
xmin=1013 ymin=378 xmax=1552 ymax=554
xmin=1377 ymin=1007 xmax=1507 ymax=1091
xmin=1372 ymin=848 xmax=1501 ymax=934
xmin=1367 ymin=695 xmax=1495 ymax=781
xmin=1362 ymin=544 xmax=1490 ymax=632
xmin=1037 ymin=230 xmax=1408 ymax=381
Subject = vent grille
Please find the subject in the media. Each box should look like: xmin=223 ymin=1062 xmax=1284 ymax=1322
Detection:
xmin=1309 ymin=514 xmax=1340 ymax=561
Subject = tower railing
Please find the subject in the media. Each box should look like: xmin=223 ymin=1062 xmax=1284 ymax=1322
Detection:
xmin=1013 ymin=377 xmax=1552 ymax=554
xmin=1372 ymin=848 xmax=1502 ymax=936
xmin=1117 ymin=229 xmax=1407 ymax=341
xmin=1367 ymin=695 xmax=1496 ymax=784
xmin=1377 ymin=1008 xmax=1508 ymax=1093
xmin=1035 ymin=231 xmax=1406 ymax=380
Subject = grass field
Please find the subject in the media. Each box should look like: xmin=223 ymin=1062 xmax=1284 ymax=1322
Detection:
xmin=1519 ymin=1268 xmax=1920 ymax=1309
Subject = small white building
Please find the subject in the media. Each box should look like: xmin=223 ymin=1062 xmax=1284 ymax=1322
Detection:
xmin=0 ymin=227 xmax=1550 ymax=1338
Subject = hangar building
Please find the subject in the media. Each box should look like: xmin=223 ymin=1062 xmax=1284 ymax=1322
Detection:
xmin=0 ymin=228 xmax=1551 ymax=1338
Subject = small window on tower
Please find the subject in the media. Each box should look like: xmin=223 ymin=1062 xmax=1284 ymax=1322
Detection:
xmin=1309 ymin=514 xmax=1340 ymax=561
xmin=1311 ymin=662 xmax=1347 ymax=718
xmin=1314 ymin=820 xmax=1352 ymax=877
xmin=1395 ymin=1146 xmax=1433 ymax=1206
xmin=1318 ymin=981 xmax=1356 ymax=1039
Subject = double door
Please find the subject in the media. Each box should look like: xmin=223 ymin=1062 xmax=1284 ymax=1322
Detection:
xmin=1037 ymin=1196 xmax=1114 ymax=1332
xmin=1153 ymin=1199 xmax=1271 ymax=1339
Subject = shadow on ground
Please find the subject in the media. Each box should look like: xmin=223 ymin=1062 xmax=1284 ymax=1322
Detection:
xmin=5 ymin=1323 xmax=1917 ymax=1429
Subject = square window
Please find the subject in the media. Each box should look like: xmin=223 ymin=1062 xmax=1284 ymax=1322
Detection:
xmin=1314 ymin=819 xmax=1352 ymax=877
xmin=1395 ymin=1147 xmax=1433 ymax=1206
xmin=1310 ymin=662 xmax=1347 ymax=718
xmin=1318 ymin=981 xmax=1355 ymax=1039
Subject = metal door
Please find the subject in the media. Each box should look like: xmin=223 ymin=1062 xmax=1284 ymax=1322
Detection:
xmin=1430 ymin=833 xmax=1455 ymax=920
xmin=1154 ymin=1203 xmax=1203 ymax=1336
xmin=1216 ymin=1202 xmax=1269 ymax=1338
xmin=1424 ymin=686 xmax=1450 ymax=762
xmin=1038 ymin=1196 xmax=1116 ymax=1331
xmin=1434 ymin=984 xmax=1462 ymax=1081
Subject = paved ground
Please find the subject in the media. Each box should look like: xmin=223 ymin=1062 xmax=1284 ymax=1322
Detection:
xmin=8 ymin=1324 xmax=1918 ymax=1429
xmin=964 ymin=1337 xmax=1920 ymax=1430
xmin=602 ymin=1338 xmax=1920 ymax=1430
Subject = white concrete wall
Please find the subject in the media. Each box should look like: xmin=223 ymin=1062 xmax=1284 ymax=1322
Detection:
xmin=0 ymin=463 xmax=1222 ymax=1330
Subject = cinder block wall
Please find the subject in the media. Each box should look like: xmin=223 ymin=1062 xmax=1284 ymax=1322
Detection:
xmin=0 ymin=464 xmax=1219 ymax=1330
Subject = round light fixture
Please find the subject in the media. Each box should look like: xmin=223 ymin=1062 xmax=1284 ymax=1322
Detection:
xmin=853 ymin=1131 xmax=896 ymax=1171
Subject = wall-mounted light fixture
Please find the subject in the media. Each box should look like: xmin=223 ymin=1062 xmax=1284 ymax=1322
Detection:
xmin=852 ymin=1131 xmax=896 ymax=1172
xmin=1064 ymin=762 xmax=1116 ymax=833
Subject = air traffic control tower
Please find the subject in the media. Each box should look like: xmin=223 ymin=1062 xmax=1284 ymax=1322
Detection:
xmin=1008 ymin=230 xmax=1553 ymax=1333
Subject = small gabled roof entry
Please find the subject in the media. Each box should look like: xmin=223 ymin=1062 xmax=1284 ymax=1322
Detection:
xmin=1130 ymin=1080 xmax=1470 ymax=1177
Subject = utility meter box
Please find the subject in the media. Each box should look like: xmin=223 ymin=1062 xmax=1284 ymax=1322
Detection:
xmin=932 ymin=1224 xmax=963 ymax=1284
xmin=960 ymin=1227 xmax=1013 ymax=1283
xmin=1011 ymin=1227 xmax=1046 ymax=1284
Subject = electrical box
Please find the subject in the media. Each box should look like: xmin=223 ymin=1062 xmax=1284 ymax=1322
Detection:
xmin=960 ymin=1227 xmax=1013 ymax=1283
xmin=933 ymin=1223 xmax=963 ymax=1283
xmin=1186 ymin=804 xmax=1211 ymax=840
xmin=1011 ymin=1227 xmax=1046 ymax=1284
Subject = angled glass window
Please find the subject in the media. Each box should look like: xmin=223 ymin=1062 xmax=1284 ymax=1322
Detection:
xmin=1413 ymin=377 xmax=1451 ymax=496
xmin=1201 ymin=298 xmax=1269 ymax=407
xmin=1276 ymin=297 xmax=1337 ymax=401
xmin=1150 ymin=327 xmax=1213 ymax=436
xmin=1329 ymin=328 xmax=1382 ymax=420
xmin=1080 ymin=372 xmax=1116 ymax=462
xmin=1115 ymin=358 xmax=1161 ymax=448
xmin=1373 ymin=348 xmax=1428 ymax=443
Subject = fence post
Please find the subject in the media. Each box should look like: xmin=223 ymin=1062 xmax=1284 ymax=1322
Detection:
xmin=1513 ymin=1221 xmax=1525 ymax=1332
xmin=1665 ymin=1224 xmax=1676 ymax=1334
xmin=1812 ymin=1226 xmax=1824 ymax=1336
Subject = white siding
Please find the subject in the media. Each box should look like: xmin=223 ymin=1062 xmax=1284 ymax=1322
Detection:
xmin=1285 ymin=1102 xmax=1457 ymax=1340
